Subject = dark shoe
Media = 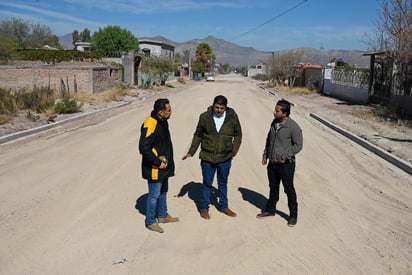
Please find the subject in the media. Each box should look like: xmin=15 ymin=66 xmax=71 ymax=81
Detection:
xmin=288 ymin=217 xmax=297 ymax=227
xmin=200 ymin=210 xmax=210 ymax=219
xmin=146 ymin=223 xmax=164 ymax=233
xmin=158 ymin=215 xmax=179 ymax=223
xmin=256 ymin=211 xmax=276 ymax=219
xmin=220 ymin=208 xmax=237 ymax=217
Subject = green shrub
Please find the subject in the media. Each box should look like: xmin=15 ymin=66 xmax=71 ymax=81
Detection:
xmin=252 ymin=74 xmax=270 ymax=81
xmin=15 ymin=49 xmax=100 ymax=63
xmin=374 ymin=104 xmax=397 ymax=119
xmin=36 ymin=100 xmax=55 ymax=113
xmin=0 ymin=88 xmax=17 ymax=115
xmin=53 ymin=96 xmax=81 ymax=114
xmin=16 ymin=86 xmax=55 ymax=112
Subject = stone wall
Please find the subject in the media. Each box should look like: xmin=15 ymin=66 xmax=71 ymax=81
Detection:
xmin=0 ymin=64 xmax=122 ymax=94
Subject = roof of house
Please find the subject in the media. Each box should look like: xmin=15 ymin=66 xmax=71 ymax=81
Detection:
xmin=138 ymin=39 xmax=175 ymax=48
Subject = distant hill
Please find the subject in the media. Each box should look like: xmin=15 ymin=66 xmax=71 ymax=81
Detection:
xmin=140 ymin=35 xmax=370 ymax=68
xmin=59 ymin=33 xmax=74 ymax=50
xmin=59 ymin=34 xmax=370 ymax=68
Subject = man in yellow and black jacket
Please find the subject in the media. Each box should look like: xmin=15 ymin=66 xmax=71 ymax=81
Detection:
xmin=139 ymin=98 xmax=178 ymax=233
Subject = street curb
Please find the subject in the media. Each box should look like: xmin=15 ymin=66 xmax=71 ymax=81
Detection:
xmin=310 ymin=112 xmax=412 ymax=175
xmin=257 ymin=84 xmax=276 ymax=96
xmin=0 ymin=101 xmax=131 ymax=145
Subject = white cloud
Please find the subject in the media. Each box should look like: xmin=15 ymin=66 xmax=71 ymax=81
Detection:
xmin=0 ymin=2 xmax=104 ymax=27
xmin=59 ymin=0 xmax=250 ymax=14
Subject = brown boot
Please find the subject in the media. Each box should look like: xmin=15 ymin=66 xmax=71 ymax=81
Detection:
xmin=146 ymin=223 xmax=164 ymax=233
xmin=200 ymin=210 xmax=210 ymax=219
xmin=220 ymin=208 xmax=237 ymax=217
xmin=158 ymin=215 xmax=179 ymax=223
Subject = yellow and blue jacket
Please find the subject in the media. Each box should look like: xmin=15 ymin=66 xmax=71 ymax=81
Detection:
xmin=139 ymin=111 xmax=174 ymax=181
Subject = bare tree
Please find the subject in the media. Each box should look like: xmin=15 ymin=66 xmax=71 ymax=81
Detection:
xmin=268 ymin=49 xmax=305 ymax=85
xmin=0 ymin=18 xmax=30 ymax=47
xmin=27 ymin=23 xmax=60 ymax=48
xmin=367 ymin=0 xmax=412 ymax=96
xmin=367 ymin=0 xmax=411 ymax=55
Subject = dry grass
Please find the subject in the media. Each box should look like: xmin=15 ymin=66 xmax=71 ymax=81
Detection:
xmin=350 ymin=106 xmax=376 ymax=120
xmin=0 ymin=114 xmax=12 ymax=125
xmin=177 ymin=77 xmax=188 ymax=84
xmin=277 ymin=86 xmax=318 ymax=95
xmin=73 ymin=85 xmax=138 ymax=103
xmin=264 ymin=81 xmax=317 ymax=95
xmin=336 ymin=103 xmax=411 ymax=130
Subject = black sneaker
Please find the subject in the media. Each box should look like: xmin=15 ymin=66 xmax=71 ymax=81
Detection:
xmin=287 ymin=217 xmax=297 ymax=227
xmin=256 ymin=211 xmax=276 ymax=219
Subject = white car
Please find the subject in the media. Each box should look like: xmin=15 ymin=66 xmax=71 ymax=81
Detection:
xmin=206 ymin=75 xmax=215 ymax=81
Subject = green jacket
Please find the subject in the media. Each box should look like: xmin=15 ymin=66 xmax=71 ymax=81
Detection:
xmin=188 ymin=106 xmax=242 ymax=164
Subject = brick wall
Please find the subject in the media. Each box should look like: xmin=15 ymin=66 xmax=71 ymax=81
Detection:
xmin=92 ymin=67 xmax=122 ymax=93
xmin=0 ymin=64 xmax=122 ymax=94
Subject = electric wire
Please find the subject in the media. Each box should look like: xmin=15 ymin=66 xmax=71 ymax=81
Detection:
xmin=231 ymin=0 xmax=309 ymax=41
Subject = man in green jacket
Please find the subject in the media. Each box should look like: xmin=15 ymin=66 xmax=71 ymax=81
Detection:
xmin=183 ymin=95 xmax=242 ymax=219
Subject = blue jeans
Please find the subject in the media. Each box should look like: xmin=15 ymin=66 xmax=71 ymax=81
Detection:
xmin=145 ymin=178 xmax=169 ymax=225
xmin=200 ymin=159 xmax=232 ymax=211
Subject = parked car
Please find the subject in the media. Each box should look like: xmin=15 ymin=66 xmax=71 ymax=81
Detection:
xmin=206 ymin=75 xmax=215 ymax=81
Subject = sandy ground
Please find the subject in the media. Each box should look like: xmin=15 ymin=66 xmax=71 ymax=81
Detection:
xmin=0 ymin=74 xmax=411 ymax=274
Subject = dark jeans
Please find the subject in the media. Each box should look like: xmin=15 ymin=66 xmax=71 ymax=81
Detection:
xmin=266 ymin=161 xmax=298 ymax=218
xmin=200 ymin=159 xmax=232 ymax=211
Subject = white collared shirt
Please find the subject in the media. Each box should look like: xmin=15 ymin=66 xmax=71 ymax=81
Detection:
xmin=213 ymin=111 xmax=226 ymax=132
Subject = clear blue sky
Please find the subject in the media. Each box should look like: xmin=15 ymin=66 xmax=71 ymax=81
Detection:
xmin=0 ymin=0 xmax=381 ymax=51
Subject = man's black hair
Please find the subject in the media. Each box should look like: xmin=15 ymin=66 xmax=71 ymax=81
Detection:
xmin=276 ymin=99 xmax=291 ymax=116
xmin=153 ymin=98 xmax=170 ymax=113
xmin=213 ymin=95 xmax=228 ymax=106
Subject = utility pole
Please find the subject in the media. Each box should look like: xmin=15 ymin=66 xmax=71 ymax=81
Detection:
xmin=320 ymin=43 xmax=324 ymax=66
xmin=188 ymin=49 xmax=192 ymax=79
xmin=272 ymin=51 xmax=275 ymax=83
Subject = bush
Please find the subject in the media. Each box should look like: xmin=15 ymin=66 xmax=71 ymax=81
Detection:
xmin=252 ymin=74 xmax=270 ymax=81
xmin=53 ymin=96 xmax=81 ymax=114
xmin=0 ymin=88 xmax=17 ymax=115
xmin=104 ymin=85 xmax=129 ymax=102
xmin=17 ymin=86 xmax=55 ymax=112
xmin=15 ymin=49 xmax=100 ymax=64
xmin=36 ymin=100 xmax=55 ymax=113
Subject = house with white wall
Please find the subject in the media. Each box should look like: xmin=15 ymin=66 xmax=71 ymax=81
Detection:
xmin=75 ymin=42 xmax=91 ymax=52
xmin=248 ymin=63 xmax=268 ymax=77
xmin=138 ymin=39 xmax=175 ymax=59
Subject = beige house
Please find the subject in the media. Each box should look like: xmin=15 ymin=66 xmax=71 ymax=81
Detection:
xmin=121 ymin=39 xmax=176 ymax=86
xmin=248 ymin=63 xmax=268 ymax=77
xmin=138 ymin=39 xmax=175 ymax=58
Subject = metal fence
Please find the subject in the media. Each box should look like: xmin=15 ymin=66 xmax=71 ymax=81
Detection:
xmin=331 ymin=70 xmax=369 ymax=89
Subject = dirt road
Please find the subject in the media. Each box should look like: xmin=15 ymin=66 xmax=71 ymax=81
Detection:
xmin=1 ymin=74 xmax=411 ymax=274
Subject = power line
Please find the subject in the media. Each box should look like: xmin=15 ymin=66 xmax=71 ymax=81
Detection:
xmin=231 ymin=0 xmax=309 ymax=41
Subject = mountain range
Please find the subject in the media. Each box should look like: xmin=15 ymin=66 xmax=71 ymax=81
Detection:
xmin=59 ymin=34 xmax=370 ymax=68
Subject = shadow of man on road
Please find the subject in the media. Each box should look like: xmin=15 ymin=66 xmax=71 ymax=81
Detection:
xmin=238 ymin=187 xmax=288 ymax=220
xmin=135 ymin=193 xmax=147 ymax=216
xmin=177 ymin=181 xmax=218 ymax=211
